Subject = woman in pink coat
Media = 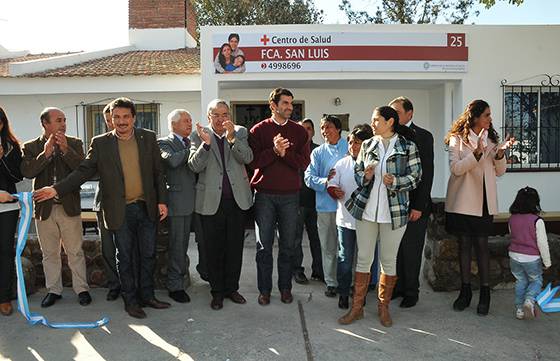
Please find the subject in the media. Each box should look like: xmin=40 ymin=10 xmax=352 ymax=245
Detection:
xmin=444 ymin=99 xmax=514 ymax=316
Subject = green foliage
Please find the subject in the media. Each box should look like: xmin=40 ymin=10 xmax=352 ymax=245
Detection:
xmin=339 ymin=0 xmax=525 ymax=24
xmin=193 ymin=0 xmax=324 ymax=27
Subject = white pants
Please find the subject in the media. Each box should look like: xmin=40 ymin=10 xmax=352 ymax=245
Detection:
xmin=355 ymin=220 xmax=406 ymax=275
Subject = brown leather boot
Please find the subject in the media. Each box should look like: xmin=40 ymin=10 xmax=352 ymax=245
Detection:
xmin=378 ymin=273 xmax=398 ymax=327
xmin=338 ymin=272 xmax=370 ymax=325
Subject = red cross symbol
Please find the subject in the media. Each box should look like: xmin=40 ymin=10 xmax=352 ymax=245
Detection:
xmin=260 ymin=34 xmax=270 ymax=46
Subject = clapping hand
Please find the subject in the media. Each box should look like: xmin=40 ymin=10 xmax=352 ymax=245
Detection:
xmin=474 ymin=128 xmax=485 ymax=157
xmin=364 ymin=162 xmax=376 ymax=182
xmin=54 ymin=131 xmax=68 ymax=154
xmin=195 ymin=123 xmax=211 ymax=145
xmin=44 ymin=134 xmax=57 ymax=158
xmin=273 ymin=133 xmax=290 ymax=157
xmin=223 ymin=121 xmax=236 ymax=143
xmin=496 ymin=134 xmax=516 ymax=159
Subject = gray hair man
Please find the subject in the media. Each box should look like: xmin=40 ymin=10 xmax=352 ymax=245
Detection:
xmin=188 ymin=99 xmax=253 ymax=310
xmin=157 ymin=109 xmax=196 ymax=303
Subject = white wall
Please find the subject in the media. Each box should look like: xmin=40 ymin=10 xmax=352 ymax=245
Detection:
xmin=0 ymin=91 xmax=201 ymax=143
xmin=203 ymin=24 xmax=560 ymax=212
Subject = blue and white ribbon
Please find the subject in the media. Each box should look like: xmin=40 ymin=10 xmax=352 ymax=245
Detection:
xmin=536 ymin=283 xmax=560 ymax=313
xmin=14 ymin=192 xmax=109 ymax=328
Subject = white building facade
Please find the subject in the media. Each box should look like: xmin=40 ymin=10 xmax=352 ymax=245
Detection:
xmin=1 ymin=22 xmax=559 ymax=212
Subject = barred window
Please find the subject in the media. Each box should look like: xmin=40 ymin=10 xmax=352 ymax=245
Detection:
xmin=85 ymin=102 xmax=159 ymax=145
xmin=502 ymin=83 xmax=560 ymax=171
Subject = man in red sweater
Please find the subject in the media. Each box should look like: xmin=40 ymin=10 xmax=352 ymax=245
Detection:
xmin=249 ymin=88 xmax=310 ymax=305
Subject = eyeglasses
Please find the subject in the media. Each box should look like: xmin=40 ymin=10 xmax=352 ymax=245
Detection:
xmin=210 ymin=113 xmax=230 ymax=119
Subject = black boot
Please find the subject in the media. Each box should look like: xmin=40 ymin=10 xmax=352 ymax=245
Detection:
xmin=477 ymin=286 xmax=490 ymax=316
xmin=453 ymin=283 xmax=472 ymax=311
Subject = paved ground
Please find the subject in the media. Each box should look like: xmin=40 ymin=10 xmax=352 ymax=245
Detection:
xmin=1 ymin=231 xmax=559 ymax=361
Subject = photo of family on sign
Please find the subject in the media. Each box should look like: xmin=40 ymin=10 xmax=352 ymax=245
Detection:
xmin=214 ymin=33 xmax=246 ymax=74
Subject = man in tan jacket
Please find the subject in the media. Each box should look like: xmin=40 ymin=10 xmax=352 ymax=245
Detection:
xmin=21 ymin=107 xmax=91 ymax=308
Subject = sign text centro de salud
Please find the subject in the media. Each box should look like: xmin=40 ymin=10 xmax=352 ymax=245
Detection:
xmin=212 ymin=32 xmax=468 ymax=74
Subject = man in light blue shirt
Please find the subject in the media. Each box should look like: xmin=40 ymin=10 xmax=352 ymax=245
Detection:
xmin=304 ymin=115 xmax=348 ymax=297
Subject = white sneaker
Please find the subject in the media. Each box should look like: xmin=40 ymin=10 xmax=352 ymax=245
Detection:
xmin=515 ymin=307 xmax=524 ymax=320
xmin=523 ymin=300 xmax=535 ymax=320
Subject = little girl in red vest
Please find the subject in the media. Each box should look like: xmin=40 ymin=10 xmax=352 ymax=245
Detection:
xmin=508 ymin=187 xmax=551 ymax=320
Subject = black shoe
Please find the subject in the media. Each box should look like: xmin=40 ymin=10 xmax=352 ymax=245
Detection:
xmin=125 ymin=304 xmax=147 ymax=319
xmin=141 ymin=298 xmax=171 ymax=309
xmin=210 ymin=295 xmax=224 ymax=310
xmin=310 ymin=273 xmax=324 ymax=282
xmin=293 ymin=271 xmax=309 ymax=285
xmin=168 ymin=290 xmax=191 ymax=304
xmin=477 ymin=286 xmax=491 ymax=316
xmin=453 ymin=283 xmax=472 ymax=311
xmin=400 ymin=295 xmax=419 ymax=308
xmin=324 ymin=286 xmax=337 ymax=298
xmin=106 ymin=288 xmax=120 ymax=301
xmin=78 ymin=291 xmax=92 ymax=306
xmin=338 ymin=295 xmax=349 ymax=309
xmin=41 ymin=293 xmax=62 ymax=308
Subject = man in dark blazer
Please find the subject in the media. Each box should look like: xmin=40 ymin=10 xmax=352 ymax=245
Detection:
xmin=390 ymin=97 xmax=434 ymax=308
xmin=158 ymin=109 xmax=196 ymax=304
xmin=21 ymin=107 xmax=91 ymax=308
xmin=34 ymin=98 xmax=169 ymax=319
xmin=92 ymin=103 xmax=121 ymax=301
xmin=188 ymin=99 xmax=253 ymax=310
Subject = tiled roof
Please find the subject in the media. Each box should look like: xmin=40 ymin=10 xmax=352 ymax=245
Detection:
xmin=21 ymin=48 xmax=200 ymax=78
xmin=0 ymin=53 xmax=75 ymax=77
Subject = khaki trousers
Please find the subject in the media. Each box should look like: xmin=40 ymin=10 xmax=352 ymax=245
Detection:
xmin=355 ymin=220 xmax=406 ymax=275
xmin=36 ymin=204 xmax=89 ymax=295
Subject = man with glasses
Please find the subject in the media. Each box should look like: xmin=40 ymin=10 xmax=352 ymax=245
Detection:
xmin=188 ymin=99 xmax=253 ymax=310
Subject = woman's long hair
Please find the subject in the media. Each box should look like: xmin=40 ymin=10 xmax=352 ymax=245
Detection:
xmin=0 ymin=106 xmax=19 ymax=147
xmin=444 ymin=99 xmax=499 ymax=146
xmin=218 ymin=43 xmax=233 ymax=69
xmin=375 ymin=106 xmax=415 ymax=142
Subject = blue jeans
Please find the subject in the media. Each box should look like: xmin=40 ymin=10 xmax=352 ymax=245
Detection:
xmin=337 ymin=226 xmax=379 ymax=297
xmin=254 ymin=192 xmax=299 ymax=294
xmin=510 ymin=258 xmax=543 ymax=307
xmin=112 ymin=202 xmax=157 ymax=305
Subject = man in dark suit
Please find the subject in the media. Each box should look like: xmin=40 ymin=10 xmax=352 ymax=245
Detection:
xmin=21 ymin=107 xmax=91 ymax=308
xmin=293 ymin=119 xmax=323 ymax=284
xmin=92 ymin=103 xmax=121 ymax=301
xmin=390 ymin=97 xmax=434 ymax=308
xmin=188 ymin=99 xmax=253 ymax=310
xmin=34 ymin=98 xmax=170 ymax=319
xmin=158 ymin=109 xmax=196 ymax=303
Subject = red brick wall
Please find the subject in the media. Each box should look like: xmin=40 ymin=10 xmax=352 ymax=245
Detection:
xmin=129 ymin=0 xmax=186 ymax=29
xmin=186 ymin=0 xmax=198 ymax=39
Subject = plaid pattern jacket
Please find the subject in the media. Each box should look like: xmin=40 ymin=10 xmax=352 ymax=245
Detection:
xmin=345 ymin=135 xmax=422 ymax=230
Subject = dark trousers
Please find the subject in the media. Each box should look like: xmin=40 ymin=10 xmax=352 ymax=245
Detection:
xmin=0 ymin=210 xmax=18 ymax=303
xmin=97 ymin=211 xmax=120 ymax=291
xmin=201 ymin=198 xmax=245 ymax=297
xmin=167 ymin=214 xmax=192 ymax=291
xmin=112 ymin=202 xmax=157 ymax=305
xmin=294 ymin=206 xmax=323 ymax=277
xmin=395 ymin=214 xmax=429 ymax=297
xmin=254 ymin=192 xmax=298 ymax=294
xmin=193 ymin=213 xmax=208 ymax=280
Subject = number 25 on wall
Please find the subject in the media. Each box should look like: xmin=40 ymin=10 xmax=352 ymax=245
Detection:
xmin=447 ymin=33 xmax=466 ymax=47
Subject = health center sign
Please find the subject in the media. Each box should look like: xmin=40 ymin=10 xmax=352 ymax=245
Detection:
xmin=212 ymin=31 xmax=468 ymax=73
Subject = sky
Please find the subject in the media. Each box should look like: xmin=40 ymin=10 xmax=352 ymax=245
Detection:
xmin=0 ymin=0 xmax=558 ymax=53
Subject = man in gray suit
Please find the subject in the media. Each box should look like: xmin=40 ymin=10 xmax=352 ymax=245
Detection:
xmin=93 ymin=103 xmax=121 ymax=301
xmin=158 ymin=109 xmax=196 ymax=303
xmin=188 ymin=99 xmax=253 ymax=310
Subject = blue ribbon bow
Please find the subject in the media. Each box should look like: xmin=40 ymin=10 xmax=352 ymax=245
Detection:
xmin=536 ymin=283 xmax=560 ymax=313
xmin=14 ymin=192 xmax=109 ymax=328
